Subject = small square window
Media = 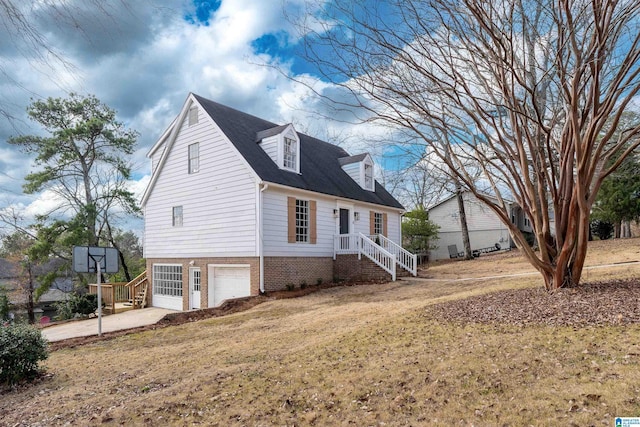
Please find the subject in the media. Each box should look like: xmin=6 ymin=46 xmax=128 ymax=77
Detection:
xmin=188 ymin=107 xmax=198 ymax=126
xmin=172 ymin=206 xmax=183 ymax=227
xmin=295 ymin=199 xmax=309 ymax=242
xmin=188 ymin=143 xmax=199 ymax=174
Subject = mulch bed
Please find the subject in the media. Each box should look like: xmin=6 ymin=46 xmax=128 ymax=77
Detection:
xmin=425 ymin=278 xmax=640 ymax=326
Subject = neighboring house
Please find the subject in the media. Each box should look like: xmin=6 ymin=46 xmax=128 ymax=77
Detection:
xmin=142 ymin=93 xmax=416 ymax=311
xmin=427 ymin=191 xmax=532 ymax=260
xmin=0 ymin=258 xmax=72 ymax=319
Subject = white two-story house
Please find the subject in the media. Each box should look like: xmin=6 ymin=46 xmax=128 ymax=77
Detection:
xmin=141 ymin=93 xmax=416 ymax=311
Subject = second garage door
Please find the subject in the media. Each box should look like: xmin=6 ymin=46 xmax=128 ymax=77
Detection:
xmin=208 ymin=265 xmax=251 ymax=307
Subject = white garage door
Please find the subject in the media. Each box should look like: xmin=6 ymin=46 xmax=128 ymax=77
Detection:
xmin=208 ymin=265 xmax=251 ymax=307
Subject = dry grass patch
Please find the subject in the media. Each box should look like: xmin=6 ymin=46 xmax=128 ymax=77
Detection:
xmin=2 ymin=238 xmax=640 ymax=426
xmin=424 ymin=236 xmax=640 ymax=281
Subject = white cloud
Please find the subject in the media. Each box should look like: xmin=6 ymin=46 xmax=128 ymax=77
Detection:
xmin=1 ymin=0 xmax=392 ymax=230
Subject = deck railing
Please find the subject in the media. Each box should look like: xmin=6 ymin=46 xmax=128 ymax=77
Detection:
xmin=88 ymin=270 xmax=149 ymax=314
xmin=128 ymin=270 xmax=148 ymax=309
xmin=88 ymin=282 xmax=129 ymax=314
xmin=369 ymin=234 xmax=417 ymax=276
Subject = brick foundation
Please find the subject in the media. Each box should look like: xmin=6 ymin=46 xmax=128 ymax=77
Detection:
xmin=147 ymin=254 xmax=394 ymax=310
xmin=263 ymin=257 xmax=334 ymax=292
xmin=146 ymin=257 xmax=260 ymax=311
xmin=333 ymin=254 xmax=393 ymax=282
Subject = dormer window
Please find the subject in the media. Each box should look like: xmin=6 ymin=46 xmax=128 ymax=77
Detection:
xmin=283 ymin=137 xmax=297 ymax=170
xmin=339 ymin=153 xmax=375 ymax=191
xmin=364 ymin=163 xmax=373 ymax=190
xmin=256 ymin=124 xmax=300 ymax=174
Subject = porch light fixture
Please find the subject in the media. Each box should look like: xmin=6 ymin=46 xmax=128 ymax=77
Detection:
xmin=333 ymin=209 xmax=338 ymax=217
xmin=354 ymin=212 xmax=360 ymax=221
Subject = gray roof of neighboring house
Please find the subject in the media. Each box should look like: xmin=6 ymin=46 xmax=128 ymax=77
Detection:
xmin=0 ymin=259 xmax=17 ymax=280
xmin=194 ymin=94 xmax=404 ymax=210
xmin=0 ymin=258 xmax=73 ymax=294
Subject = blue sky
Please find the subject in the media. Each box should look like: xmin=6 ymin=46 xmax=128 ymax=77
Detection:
xmin=0 ymin=0 xmax=403 ymax=231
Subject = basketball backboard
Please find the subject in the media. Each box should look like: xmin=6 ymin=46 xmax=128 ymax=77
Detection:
xmin=72 ymin=246 xmax=120 ymax=273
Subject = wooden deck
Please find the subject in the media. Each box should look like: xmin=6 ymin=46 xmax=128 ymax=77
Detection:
xmin=104 ymin=302 xmax=135 ymax=315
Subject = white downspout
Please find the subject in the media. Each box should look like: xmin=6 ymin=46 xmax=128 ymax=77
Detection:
xmin=258 ymin=182 xmax=269 ymax=293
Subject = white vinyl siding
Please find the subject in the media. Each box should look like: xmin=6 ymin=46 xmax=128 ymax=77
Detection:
xmin=429 ymin=193 xmax=504 ymax=233
xmin=341 ymin=162 xmax=360 ymax=186
xmin=259 ymin=135 xmax=278 ymax=164
xmin=262 ymin=187 xmax=402 ymax=257
xmin=144 ymin=103 xmax=258 ymax=258
xmin=263 ymin=189 xmax=333 ymax=256
xmin=428 ymin=192 xmax=512 ymax=260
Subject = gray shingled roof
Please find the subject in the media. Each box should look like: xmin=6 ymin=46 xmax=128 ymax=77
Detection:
xmin=338 ymin=153 xmax=368 ymax=166
xmin=194 ymin=94 xmax=404 ymax=209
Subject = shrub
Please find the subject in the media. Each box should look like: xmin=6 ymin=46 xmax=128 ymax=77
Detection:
xmin=316 ymin=278 xmax=323 ymax=286
xmin=591 ymin=220 xmax=614 ymax=240
xmin=54 ymin=293 xmax=101 ymax=320
xmin=0 ymin=324 xmax=48 ymax=385
xmin=285 ymin=283 xmax=295 ymax=291
xmin=300 ymin=281 xmax=307 ymax=290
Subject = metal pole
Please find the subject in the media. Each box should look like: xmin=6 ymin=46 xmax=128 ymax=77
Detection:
xmin=97 ymin=262 xmax=102 ymax=337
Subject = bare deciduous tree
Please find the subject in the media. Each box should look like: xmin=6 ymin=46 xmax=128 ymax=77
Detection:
xmin=293 ymin=0 xmax=640 ymax=289
xmin=0 ymin=1 xmax=130 ymax=124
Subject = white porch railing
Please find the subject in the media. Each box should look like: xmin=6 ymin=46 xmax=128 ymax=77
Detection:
xmin=369 ymin=234 xmax=417 ymax=276
xmin=334 ymin=233 xmax=360 ymax=256
xmin=334 ymin=233 xmax=396 ymax=281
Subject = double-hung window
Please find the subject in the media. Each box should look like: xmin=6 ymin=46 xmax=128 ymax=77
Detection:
xmin=374 ymin=212 xmax=384 ymax=235
xmin=188 ymin=143 xmax=199 ymax=174
xmin=295 ymin=199 xmax=309 ymax=242
xmin=283 ymin=137 xmax=297 ymax=170
xmin=364 ymin=163 xmax=373 ymax=190
xmin=172 ymin=206 xmax=183 ymax=227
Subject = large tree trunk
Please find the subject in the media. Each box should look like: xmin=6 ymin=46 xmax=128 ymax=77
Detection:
xmin=456 ymin=188 xmax=473 ymax=260
xmin=539 ymin=205 xmax=590 ymax=290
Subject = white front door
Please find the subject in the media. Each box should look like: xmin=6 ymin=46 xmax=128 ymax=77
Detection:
xmin=189 ymin=267 xmax=201 ymax=309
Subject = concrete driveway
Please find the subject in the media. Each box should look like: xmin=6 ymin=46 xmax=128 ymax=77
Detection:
xmin=42 ymin=307 xmax=176 ymax=342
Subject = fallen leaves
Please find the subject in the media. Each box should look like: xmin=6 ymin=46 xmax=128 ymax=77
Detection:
xmin=425 ymin=279 xmax=640 ymax=327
